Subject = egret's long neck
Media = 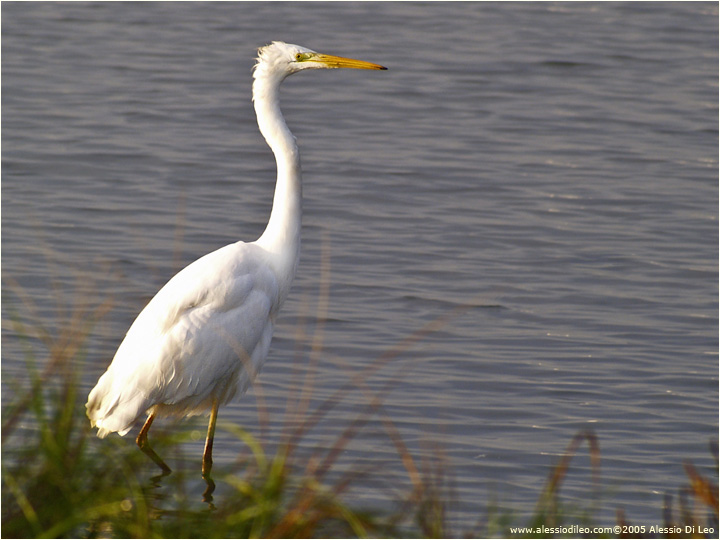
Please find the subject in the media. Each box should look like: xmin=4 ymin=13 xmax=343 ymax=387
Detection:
xmin=253 ymin=71 xmax=302 ymax=298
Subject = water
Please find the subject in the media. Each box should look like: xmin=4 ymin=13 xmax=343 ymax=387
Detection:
xmin=3 ymin=2 xmax=717 ymax=530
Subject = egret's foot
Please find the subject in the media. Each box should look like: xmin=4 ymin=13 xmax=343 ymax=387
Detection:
xmin=202 ymin=473 xmax=216 ymax=504
xmin=136 ymin=414 xmax=172 ymax=474
xmin=138 ymin=440 xmax=172 ymax=474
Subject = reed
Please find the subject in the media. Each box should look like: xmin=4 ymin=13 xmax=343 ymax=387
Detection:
xmin=2 ymin=268 xmax=717 ymax=538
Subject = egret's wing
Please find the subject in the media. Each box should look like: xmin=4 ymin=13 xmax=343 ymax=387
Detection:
xmin=87 ymin=241 xmax=279 ymax=434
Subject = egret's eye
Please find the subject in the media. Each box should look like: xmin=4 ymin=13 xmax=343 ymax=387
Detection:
xmin=295 ymin=53 xmax=303 ymax=61
xmin=294 ymin=52 xmax=312 ymax=62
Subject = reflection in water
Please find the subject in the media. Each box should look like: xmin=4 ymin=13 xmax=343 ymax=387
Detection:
xmin=142 ymin=467 xmax=217 ymax=517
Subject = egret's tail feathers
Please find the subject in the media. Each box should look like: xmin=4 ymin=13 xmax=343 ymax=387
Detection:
xmin=86 ymin=373 xmax=147 ymax=438
xmin=91 ymin=420 xmax=133 ymax=438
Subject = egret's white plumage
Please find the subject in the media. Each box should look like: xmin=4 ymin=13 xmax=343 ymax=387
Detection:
xmin=87 ymin=242 xmax=275 ymax=435
xmin=86 ymin=42 xmax=386 ymax=475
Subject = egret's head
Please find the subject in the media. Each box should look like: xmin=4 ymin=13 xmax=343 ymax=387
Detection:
xmin=254 ymin=41 xmax=386 ymax=82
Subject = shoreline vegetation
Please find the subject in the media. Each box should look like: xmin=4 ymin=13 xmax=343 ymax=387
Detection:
xmin=2 ymin=268 xmax=717 ymax=538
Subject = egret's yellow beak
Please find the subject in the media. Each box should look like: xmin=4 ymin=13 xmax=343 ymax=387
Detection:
xmin=312 ymin=53 xmax=387 ymax=70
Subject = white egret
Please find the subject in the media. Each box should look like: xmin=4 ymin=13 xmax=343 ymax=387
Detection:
xmin=86 ymin=42 xmax=386 ymax=477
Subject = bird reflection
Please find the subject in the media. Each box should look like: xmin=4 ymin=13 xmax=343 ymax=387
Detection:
xmin=141 ymin=466 xmax=217 ymax=512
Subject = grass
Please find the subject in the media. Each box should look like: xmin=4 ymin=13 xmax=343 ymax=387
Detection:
xmin=2 ymin=265 xmax=718 ymax=538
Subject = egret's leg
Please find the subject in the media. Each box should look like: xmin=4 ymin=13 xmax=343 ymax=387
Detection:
xmin=202 ymin=400 xmax=219 ymax=478
xmin=136 ymin=414 xmax=171 ymax=474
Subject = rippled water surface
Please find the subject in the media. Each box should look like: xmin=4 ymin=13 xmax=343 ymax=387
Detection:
xmin=3 ymin=2 xmax=717 ymax=528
